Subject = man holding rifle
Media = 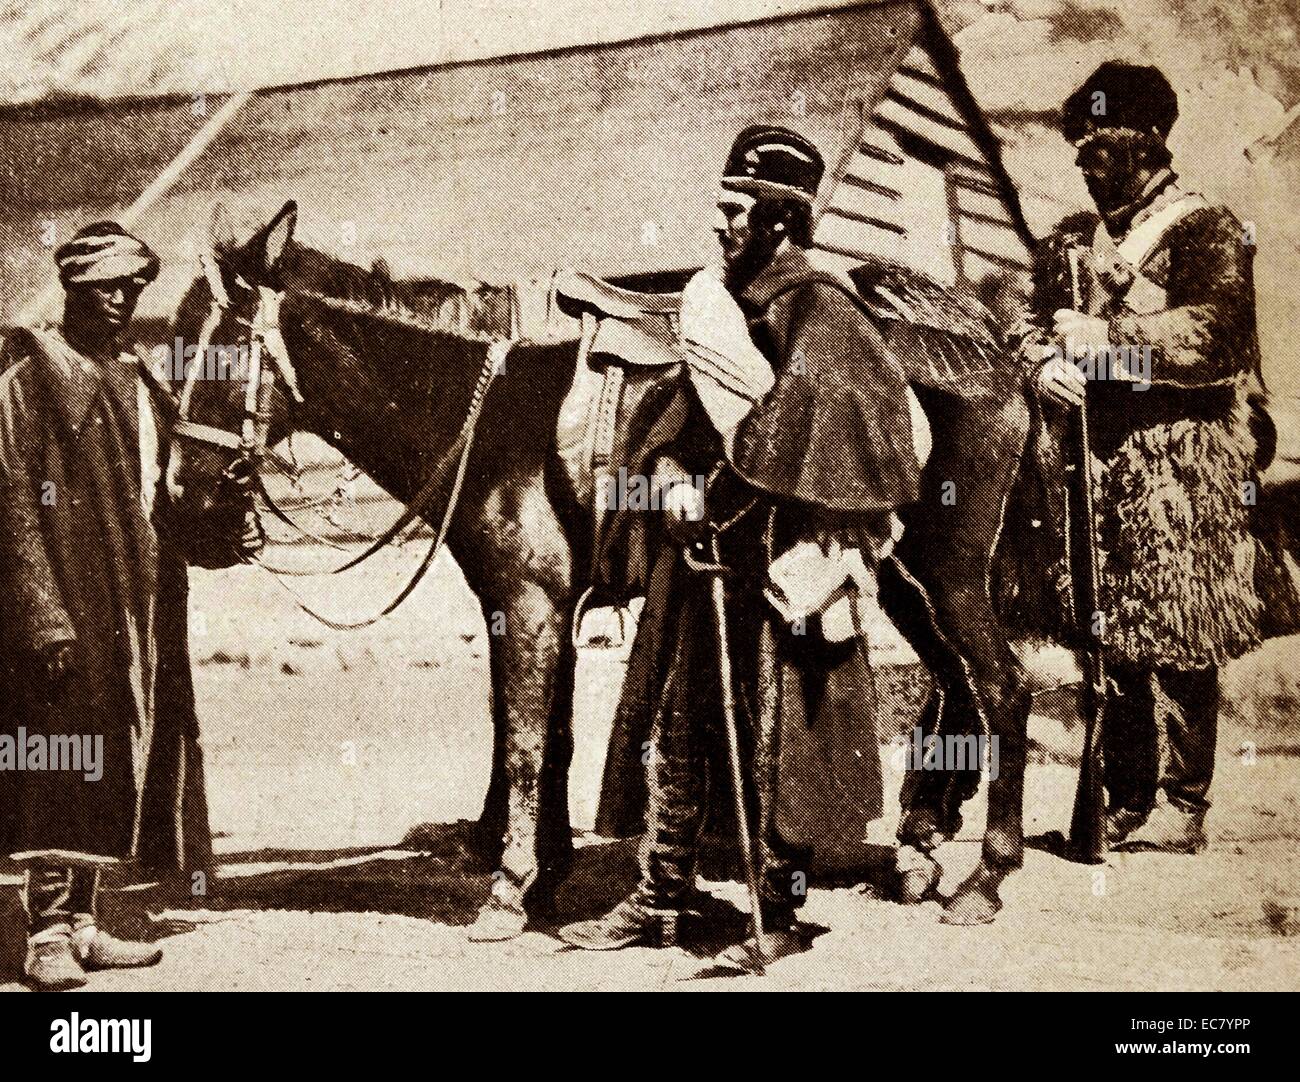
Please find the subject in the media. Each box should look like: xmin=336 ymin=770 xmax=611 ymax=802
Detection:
xmin=559 ymin=127 xmax=919 ymax=965
xmin=1028 ymin=63 xmax=1273 ymax=853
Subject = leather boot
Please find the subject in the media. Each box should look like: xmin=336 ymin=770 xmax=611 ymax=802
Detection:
xmin=712 ymin=927 xmax=809 ymax=970
xmin=558 ymin=894 xmax=686 ymax=950
xmin=1107 ymin=806 xmax=1150 ymax=844
xmin=24 ymin=926 xmax=88 ymax=991
xmin=72 ymin=925 xmax=163 ymax=970
xmin=713 ymin=904 xmax=809 ymax=970
xmin=1115 ymin=800 xmax=1207 ymax=854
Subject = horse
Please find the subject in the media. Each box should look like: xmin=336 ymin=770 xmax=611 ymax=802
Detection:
xmin=164 ymin=199 xmax=1037 ymax=934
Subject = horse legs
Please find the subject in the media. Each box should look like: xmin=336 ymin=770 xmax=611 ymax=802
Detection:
xmin=456 ymin=474 xmax=576 ymax=939
xmin=880 ymin=385 xmax=1032 ymax=923
xmin=884 ymin=548 xmax=1031 ymax=922
xmin=535 ymin=626 xmax=577 ymax=910
xmin=476 ymin=596 xmax=577 ymax=898
xmin=475 ymin=611 xmax=510 ymax=860
xmin=892 ymin=677 xmax=981 ymax=901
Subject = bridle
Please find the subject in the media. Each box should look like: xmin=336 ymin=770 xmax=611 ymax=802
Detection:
xmin=169 ymin=247 xmax=512 ymax=630
xmin=169 ymin=249 xmax=304 ymax=480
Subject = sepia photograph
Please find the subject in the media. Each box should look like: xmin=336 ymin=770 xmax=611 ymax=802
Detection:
xmin=0 ymin=0 xmax=1296 ymax=1028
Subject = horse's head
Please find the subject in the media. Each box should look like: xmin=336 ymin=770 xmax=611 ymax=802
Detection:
xmin=166 ymin=199 xmax=302 ymax=519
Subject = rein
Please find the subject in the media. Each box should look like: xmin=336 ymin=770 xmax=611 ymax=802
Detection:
xmin=172 ymin=250 xmax=511 ymax=629
xmin=256 ymin=337 xmax=504 ymax=630
xmin=255 ymin=473 xmax=355 ymax=553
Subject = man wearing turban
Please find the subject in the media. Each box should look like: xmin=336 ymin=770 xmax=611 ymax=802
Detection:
xmin=0 ymin=222 xmax=260 ymax=989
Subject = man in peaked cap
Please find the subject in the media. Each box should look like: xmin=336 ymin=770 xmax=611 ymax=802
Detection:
xmin=559 ymin=126 xmax=919 ymax=967
xmin=1023 ymin=62 xmax=1288 ymax=854
xmin=0 ymin=222 xmax=260 ymax=989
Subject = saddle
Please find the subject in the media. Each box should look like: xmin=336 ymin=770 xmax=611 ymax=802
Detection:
xmin=553 ymin=268 xmax=682 ymax=321
xmin=544 ymin=269 xmax=690 ymax=599
xmin=551 ymin=268 xmax=683 ymax=370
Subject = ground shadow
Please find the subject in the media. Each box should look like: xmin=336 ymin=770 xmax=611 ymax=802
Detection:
xmin=0 ymin=823 xmax=498 ymax=983
xmin=0 ymin=821 xmax=904 ymax=984
xmin=698 ymin=835 xmax=901 ymax=895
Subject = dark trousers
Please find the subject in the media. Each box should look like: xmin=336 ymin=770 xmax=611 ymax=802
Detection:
xmin=22 ymin=863 xmax=99 ymax=935
xmin=635 ymin=563 xmax=808 ymax=923
xmin=1104 ymin=663 xmax=1219 ymax=813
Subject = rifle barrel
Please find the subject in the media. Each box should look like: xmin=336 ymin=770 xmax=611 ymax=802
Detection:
xmin=1066 ymin=246 xmax=1108 ymax=863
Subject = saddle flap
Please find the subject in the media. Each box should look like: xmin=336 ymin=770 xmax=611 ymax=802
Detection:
xmin=590 ymin=317 xmax=683 ymax=368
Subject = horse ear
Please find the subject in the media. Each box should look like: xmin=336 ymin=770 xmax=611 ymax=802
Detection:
xmin=259 ymin=200 xmax=298 ymax=274
xmin=210 ymin=202 xmax=237 ymax=253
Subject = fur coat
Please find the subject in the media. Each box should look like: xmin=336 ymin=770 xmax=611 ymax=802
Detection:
xmin=1013 ymin=183 xmax=1296 ymax=668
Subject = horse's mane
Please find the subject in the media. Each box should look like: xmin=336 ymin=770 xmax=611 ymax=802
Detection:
xmin=284 ymin=245 xmax=516 ymax=342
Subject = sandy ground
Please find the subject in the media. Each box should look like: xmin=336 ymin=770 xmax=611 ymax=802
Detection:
xmin=2 ymin=525 xmax=1299 ymax=991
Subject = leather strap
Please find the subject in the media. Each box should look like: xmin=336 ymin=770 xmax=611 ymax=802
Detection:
xmin=1113 ymin=193 xmax=1207 ymax=269
xmin=171 ymin=419 xmax=243 ymax=450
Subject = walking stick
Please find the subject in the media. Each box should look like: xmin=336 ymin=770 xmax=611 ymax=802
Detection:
xmin=1065 ymin=246 xmax=1108 ymax=863
xmin=699 ymin=532 xmax=767 ymax=973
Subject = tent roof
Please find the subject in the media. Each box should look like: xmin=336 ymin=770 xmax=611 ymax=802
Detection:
xmin=1 ymin=1 xmax=1027 ymax=324
xmin=0 ymin=0 xmax=868 ymax=106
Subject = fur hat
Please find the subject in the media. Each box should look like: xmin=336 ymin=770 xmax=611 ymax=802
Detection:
xmin=1061 ymin=62 xmax=1179 ymax=144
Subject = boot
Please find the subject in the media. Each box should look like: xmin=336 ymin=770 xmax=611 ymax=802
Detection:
xmin=24 ymin=926 xmax=88 ymax=991
xmin=1107 ymin=806 xmax=1150 ymax=844
xmin=1115 ymin=800 xmax=1207 ymax=854
xmin=558 ymin=895 xmax=686 ymax=950
xmin=713 ymin=924 xmax=809 ymax=970
xmin=72 ymin=925 xmax=163 ymax=970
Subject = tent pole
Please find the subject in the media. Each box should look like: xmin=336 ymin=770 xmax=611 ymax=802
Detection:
xmin=15 ymin=89 xmax=253 ymax=326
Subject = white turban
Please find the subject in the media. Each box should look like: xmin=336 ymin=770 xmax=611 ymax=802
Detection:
xmin=55 ymin=224 xmax=160 ymax=287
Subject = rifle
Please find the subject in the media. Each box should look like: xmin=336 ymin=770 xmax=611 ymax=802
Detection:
xmin=1065 ymin=245 xmax=1108 ymax=863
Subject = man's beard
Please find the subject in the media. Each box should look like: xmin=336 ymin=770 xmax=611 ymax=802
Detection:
xmin=1086 ymin=171 xmax=1140 ymax=217
xmin=722 ymin=228 xmax=783 ymax=294
xmin=1080 ymin=130 xmax=1167 ymax=221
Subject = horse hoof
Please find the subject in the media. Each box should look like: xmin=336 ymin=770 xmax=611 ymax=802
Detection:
xmin=899 ymin=853 xmax=941 ymax=905
xmin=894 ymin=846 xmax=941 ymax=904
xmin=939 ymin=888 xmax=1001 ymax=926
xmin=467 ymin=896 xmax=529 ymax=942
xmin=899 ymin=865 xmax=940 ymax=904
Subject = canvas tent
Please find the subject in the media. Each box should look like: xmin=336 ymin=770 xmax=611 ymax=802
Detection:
xmin=1 ymin=0 xmax=1031 ymax=331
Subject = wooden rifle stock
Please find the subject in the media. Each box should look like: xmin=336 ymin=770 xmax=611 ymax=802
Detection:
xmin=1068 ymin=395 xmax=1108 ymax=863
